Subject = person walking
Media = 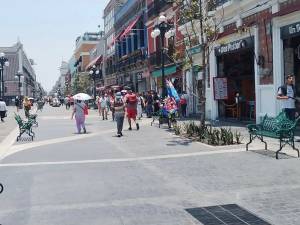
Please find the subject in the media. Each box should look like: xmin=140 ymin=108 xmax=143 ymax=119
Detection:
xmin=113 ymin=92 xmax=125 ymax=137
xmin=136 ymin=93 xmax=145 ymax=120
xmin=99 ymin=94 xmax=109 ymax=120
xmin=153 ymin=92 xmax=160 ymax=114
xmin=23 ymin=97 xmax=31 ymax=118
xmin=110 ymin=93 xmax=115 ymax=121
xmin=71 ymin=99 xmax=87 ymax=134
xmin=145 ymin=91 xmax=153 ymax=118
xmin=125 ymin=89 xmax=139 ymax=130
xmin=0 ymin=98 xmax=7 ymax=122
xmin=277 ymin=74 xmax=298 ymax=120
xmin=180 ymin=91 xmax=188 ymax=118
xmin=15 ymin=96 xmax=20 ymax=112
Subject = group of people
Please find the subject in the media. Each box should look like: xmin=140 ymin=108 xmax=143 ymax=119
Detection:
xmin=71 ymin=89 xmax=141 ymax=137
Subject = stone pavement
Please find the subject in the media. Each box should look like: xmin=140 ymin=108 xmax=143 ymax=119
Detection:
xmin=0 ymin=106 xmax=300 ymax=224
xmin=0 ymin=106 xmax=19 ymax=143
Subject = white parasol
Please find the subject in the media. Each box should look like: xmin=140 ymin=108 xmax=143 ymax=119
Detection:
xmin=72 ymin=93 xmax=92 ymax=101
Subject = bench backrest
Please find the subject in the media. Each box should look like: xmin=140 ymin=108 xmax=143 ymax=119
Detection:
xmin=14 ymin=113 xmax=24 ymax=126
xmin=261 ymin=112 xmax=299 ymax=133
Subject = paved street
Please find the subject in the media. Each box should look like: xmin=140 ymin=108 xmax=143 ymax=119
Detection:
xmin=1 ymin=105 xmax=300 ymax=225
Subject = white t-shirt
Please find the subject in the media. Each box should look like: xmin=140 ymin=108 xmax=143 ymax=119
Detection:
xmin=0 ymin=101 xmax=7 ymax=112
xmin=278 ymin=85 xmax=295 ymax=109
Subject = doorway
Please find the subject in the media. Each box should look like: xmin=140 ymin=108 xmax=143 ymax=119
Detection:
xmin=217 ymin=49 xmax=255 ymax=121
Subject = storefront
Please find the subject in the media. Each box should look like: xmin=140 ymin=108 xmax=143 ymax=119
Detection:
xmin=273 ymin=12 xmax=300 ymax=114
xmin=209 ymin=32 xmax=264 ymax=122
xmin=215 ymin=37 xmax=255 ymax=121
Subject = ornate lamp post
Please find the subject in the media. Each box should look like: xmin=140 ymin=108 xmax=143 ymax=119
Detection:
xmin=89 ymin=65 xmax=100 ymax=108
xmin=151 ymin=15 xmax=175 ymax=98
xmin=0 ymin=52 xmax=9 ymax=99
xmin=15 ymin=71 xmax=23 ymax=101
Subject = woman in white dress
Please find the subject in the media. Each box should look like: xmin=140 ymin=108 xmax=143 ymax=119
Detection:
xmin=136 ymin=93 xmax=144 ymax=120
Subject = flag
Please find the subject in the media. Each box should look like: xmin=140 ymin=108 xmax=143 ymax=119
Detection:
xmin=166 ymin=80 xmax=180 ymax=102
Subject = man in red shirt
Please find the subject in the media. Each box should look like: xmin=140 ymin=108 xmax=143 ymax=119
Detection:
xmin=125 ymin=90 xmax=139 ymax=130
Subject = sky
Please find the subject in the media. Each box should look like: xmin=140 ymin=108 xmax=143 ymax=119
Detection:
xmin=1 ymin=0 xmax=110 ymax=92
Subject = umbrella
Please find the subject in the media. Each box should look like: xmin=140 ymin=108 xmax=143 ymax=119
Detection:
xmin=72 ymin=93 xmax=92 ymax=101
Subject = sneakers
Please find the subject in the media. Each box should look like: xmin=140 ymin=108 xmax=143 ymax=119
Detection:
xmin=136 ymin=123 xmax=139 ymax=130
xmin=117 ymin=133 xmax=121 ymax=137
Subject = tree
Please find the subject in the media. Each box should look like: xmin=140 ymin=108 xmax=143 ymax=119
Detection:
xmin=174 ymin=0 xmax=224 ymax=124
xmin=72 ymin=73 xmax=92 ymax=94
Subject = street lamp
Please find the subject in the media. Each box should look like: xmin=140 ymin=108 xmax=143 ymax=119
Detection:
xmin=15 ymin=71 xmax=23 ymax=101
xmin=89 ymin=65 xmax=100 ymax=107
xmin=151 ymin=15 xmax=175 ymax=98
xmin=0 ymin=52 xmax=9 ymax=99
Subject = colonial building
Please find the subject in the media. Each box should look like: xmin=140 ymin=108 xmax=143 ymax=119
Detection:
xmin=0 ymin=42 xmax=37 ymax=105
xmin=72 ymin=32 xmax=102 ymax=94
xmin=114 ymin=0 xmax=149 ymax=92
xmin=103 ymin=0 xmax=126 ymax=88
xmin=206 ymin=0 xmax=300 ymax=122
xmin=146 ymin=0 xmax=185 ymax=95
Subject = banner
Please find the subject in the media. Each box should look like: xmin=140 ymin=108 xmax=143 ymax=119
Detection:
xmin=166 ymin=80 xmax=180 ymax=102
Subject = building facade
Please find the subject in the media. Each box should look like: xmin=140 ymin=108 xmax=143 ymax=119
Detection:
xmin=103 ymin=0 xmax=126 ymax=87
xmin=0 ymin=42 xmax=37 ymax=105
xmin=204 ymin=0 xmax=300 ymax=122
xmin=114 ymin=0 xmax=149 ymax=93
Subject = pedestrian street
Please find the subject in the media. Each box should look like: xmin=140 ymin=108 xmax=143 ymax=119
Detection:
xmin=1 ymin=106 xmax=300 ymax=225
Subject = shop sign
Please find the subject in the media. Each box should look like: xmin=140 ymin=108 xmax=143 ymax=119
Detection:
xmin=187 ymin=45 xmax=202 ymax=56
xmin=137 ymin=72 xmax=143 ymax=82
xmin=215 ymin=37 xmax=253 ymax=56
xmin=213 ymin=77 xmax=228 ymax=100
xmin=281 ymin=21 xmax=300 ymax=39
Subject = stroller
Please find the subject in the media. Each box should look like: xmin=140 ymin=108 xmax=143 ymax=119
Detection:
xmin=151 ymin=98 xmax=178 ymax=128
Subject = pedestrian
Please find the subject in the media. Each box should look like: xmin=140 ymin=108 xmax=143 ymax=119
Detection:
xmin=145 ymin=91 xmax=153 ymax=118
xmin=0 ymin=98 xmax=7 ymax=122
xmin=23 ymin=97 xmax=31 ymax=118
xmin=15 ymin=96 xmax=20 ymax=112
xmin=180 ymin=91 xmax=188 ymax=118
xmin=71 ymin=99 xmax=87 ymax=134
xmin=125 ymin=89 xmax=139 ymax=130
xmin=136 ymin=92 xmax=145 ymax=120
xmin=110 ymin=93 xmax=115 ymax=121
xmin=277 ymin=74 xmax=298 ymax=120
xmin=99 ymin=94 xmax=109 ymax=120
xmin=153 ymin=91 xmax=160 ymax=113
xmin=113 ymin=92 xmax=125 ymax=137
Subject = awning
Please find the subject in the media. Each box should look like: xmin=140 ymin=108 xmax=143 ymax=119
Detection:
xmin=151 ymin=65 xmax=177 ymax=78
xmin=85 ymin=55 xmax=103 ymax=71
xmin=119 ymin=15 xmax=141 ymax=40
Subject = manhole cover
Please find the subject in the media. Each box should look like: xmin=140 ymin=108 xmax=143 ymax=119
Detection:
xmin=186 ymin=204 xmax=272 ymax=225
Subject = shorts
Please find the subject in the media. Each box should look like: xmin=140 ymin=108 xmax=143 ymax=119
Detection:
xmin=127 ymin=108 xmax=137 ymax=119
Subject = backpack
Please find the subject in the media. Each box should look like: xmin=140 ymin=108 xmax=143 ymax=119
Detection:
xmin=127 ymin=94 xmax=137 ymax=104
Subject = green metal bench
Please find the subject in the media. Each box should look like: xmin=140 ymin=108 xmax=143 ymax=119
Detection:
xmin=14 ymin=113 xmax=35 ymax=141
xmin=28 ymin=114 xmax=38 ymax=127
xmin=246 ymin=112 xmax=300 ymax=159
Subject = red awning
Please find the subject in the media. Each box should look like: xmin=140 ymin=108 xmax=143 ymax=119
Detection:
xmin=85 ymin=55 xmax=103 ymax=71
xmin=109 ymin=15 xmax=141 ymax=47
xmin=119 ymin=15 xmax=141 ymax=40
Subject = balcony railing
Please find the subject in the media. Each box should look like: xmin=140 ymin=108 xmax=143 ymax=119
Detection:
xmin=148 ymin=51 xmax=174 ymax=67
xmin=116 ymin=49 xmax=147 ymax=71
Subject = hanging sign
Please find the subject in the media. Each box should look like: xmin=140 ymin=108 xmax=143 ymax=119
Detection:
xmin=281 ymin=21 xmax=300 ymax=39
xmin=213 ymin=77 xmax=228 ymax=100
